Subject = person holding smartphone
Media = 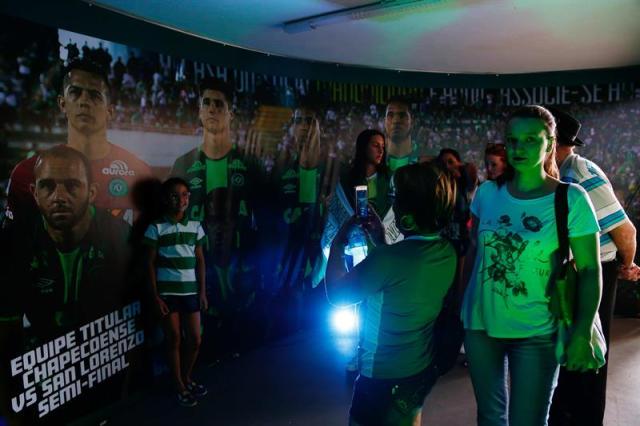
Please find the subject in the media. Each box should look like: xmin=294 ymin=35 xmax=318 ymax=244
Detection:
xmin=314 ymin=128 xmax=398 ymax=372
xmin=326 ymin=162 xmax=458 ymax=425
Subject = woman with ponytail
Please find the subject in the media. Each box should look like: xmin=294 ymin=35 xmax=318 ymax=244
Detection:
xmin=462 ymin=105 xmax=602 ymax=426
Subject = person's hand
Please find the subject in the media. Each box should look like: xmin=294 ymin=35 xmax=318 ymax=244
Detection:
xmin=299 ymin=118 xmax=321 ymax=169
xmin=155 ymin=296 xmax=170 ymax=317
xmin=618 ymin=262 xmax=640 ymax=281
xmin=245 ymin=128 xmax=264 ymax=159
xmin=335 ymin=215 xmax=359 ymax=246
xmin=335 ymin=208 xmax=385 ymax=248
xmin=199 ymin=293 xmax=209 ymax=312
xmin=565 ymin=331 xmax=598 ymax=372
xmin=361 ymin=205 xmax=385 ymax=246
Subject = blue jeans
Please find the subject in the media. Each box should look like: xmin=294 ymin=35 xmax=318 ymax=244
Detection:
xmin=465 ymin=330 xmax=559 ymax=426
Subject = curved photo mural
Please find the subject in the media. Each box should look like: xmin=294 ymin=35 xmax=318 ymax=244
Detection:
xmin=0 ymin=14 xmax=638 ymax=424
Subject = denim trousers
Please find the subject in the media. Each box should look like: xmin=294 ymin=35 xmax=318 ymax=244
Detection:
xmin=465 ymin=330 xmax=559 ymax=426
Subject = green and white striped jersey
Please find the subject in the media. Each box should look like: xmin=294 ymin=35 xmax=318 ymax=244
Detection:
xmin=143 ymin=216 xmax=206 ymax=296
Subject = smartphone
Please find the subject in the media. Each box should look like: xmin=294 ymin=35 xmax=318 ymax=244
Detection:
xmin=355 ymin=185 xmax=368 ymax=218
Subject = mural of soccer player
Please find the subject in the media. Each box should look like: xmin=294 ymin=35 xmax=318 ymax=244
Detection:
xmin=384 ymin=96 xmax=419 ymax=172
xmin=2 ymin=146 xmax=131 ymax=341
xmin=6 ymin=58 xmax=151 ymax=225
xmin=169 ymin=78 xmax=267 ymax=355
xmin=262 ymin=101 xmax=324 ymax=335
xmin=0 ymin=146 xmax=132 ymax=423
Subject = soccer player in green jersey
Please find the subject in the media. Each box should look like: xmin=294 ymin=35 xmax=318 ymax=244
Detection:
xmin=169 ymin=78 xmax=266 ymax=355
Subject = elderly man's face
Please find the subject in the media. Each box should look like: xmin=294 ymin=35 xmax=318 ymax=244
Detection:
xmin=32 ymin=156 xmax=95 ymax=231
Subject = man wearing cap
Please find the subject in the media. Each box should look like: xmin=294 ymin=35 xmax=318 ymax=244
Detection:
xmin=549 ymin=107 xmax=639 ymax=426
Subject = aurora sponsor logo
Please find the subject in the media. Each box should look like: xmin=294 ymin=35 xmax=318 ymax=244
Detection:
xmin=102 ymin=160 xmax=135 ymax=176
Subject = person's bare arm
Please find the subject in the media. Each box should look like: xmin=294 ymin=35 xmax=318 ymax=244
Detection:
xmin=566 ymin=232 xmax=602 ymax=371
xmin=147 ymin=246 xmax=169 ymax=316
xmin=609 ymin=220 xmax=640 ymax=281
xmin=195 ymin=245 xmax=208 ymax=311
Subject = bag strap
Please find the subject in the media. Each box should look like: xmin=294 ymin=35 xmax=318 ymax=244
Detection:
xmin=554 ymin=183 xmax=570 ymax=266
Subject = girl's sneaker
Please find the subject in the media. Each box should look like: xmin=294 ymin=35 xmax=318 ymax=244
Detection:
xmin=186 ymin=381 xmax=208 ymax=397
xmin=177 ymin=390 xmax=197 ymax=407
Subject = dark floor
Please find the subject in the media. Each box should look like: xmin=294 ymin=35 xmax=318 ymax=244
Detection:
xmin=107 ymin=317 xmax=640 ymax=426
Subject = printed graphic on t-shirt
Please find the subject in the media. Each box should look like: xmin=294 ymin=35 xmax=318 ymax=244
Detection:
xmin=482 ymin=212 xmax=544 ymax=305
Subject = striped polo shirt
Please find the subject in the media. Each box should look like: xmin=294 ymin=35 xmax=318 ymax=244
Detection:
xmin=559 ymin=153 xmax=628 ymax=262
xmin=143 ymin=216 xmax=206 ymax=296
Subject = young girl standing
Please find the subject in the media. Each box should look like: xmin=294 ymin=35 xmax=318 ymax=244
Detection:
xmin=145 ymin=177 xmax=208 ymax=407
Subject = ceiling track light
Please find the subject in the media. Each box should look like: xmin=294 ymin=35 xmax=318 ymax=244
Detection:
xmin=283 ymin=0 xmax=446 ymax=34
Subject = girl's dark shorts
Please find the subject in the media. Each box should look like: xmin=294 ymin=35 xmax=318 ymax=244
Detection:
xmin=161 ymin=295 xmax=199 ymax=314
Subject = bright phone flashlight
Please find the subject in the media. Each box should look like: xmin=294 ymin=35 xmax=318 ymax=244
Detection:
xmin=330 ymin=306 xmax=359 ymax=335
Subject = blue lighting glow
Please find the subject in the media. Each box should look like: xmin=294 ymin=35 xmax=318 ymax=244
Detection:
xmin=330 ymin=306 xmax=359 ymax=335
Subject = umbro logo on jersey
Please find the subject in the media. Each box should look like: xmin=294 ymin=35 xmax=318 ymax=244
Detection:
xmin=281 ymin=169 xmax=297 ymax=180
xmin=102 ymin=160 xmax=135 ymax=176
xmin=283 ymin=183 xmax=296 ymax=194
xmin=190 ymin=177 xmax=203 ymax=189
xmin=35 ymin=278 xmax=54 ymax=289
xmin=187 ymin=161 xmax=205 ymax=173
xmin=229 ymin=159 xmax=247 ymax=171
